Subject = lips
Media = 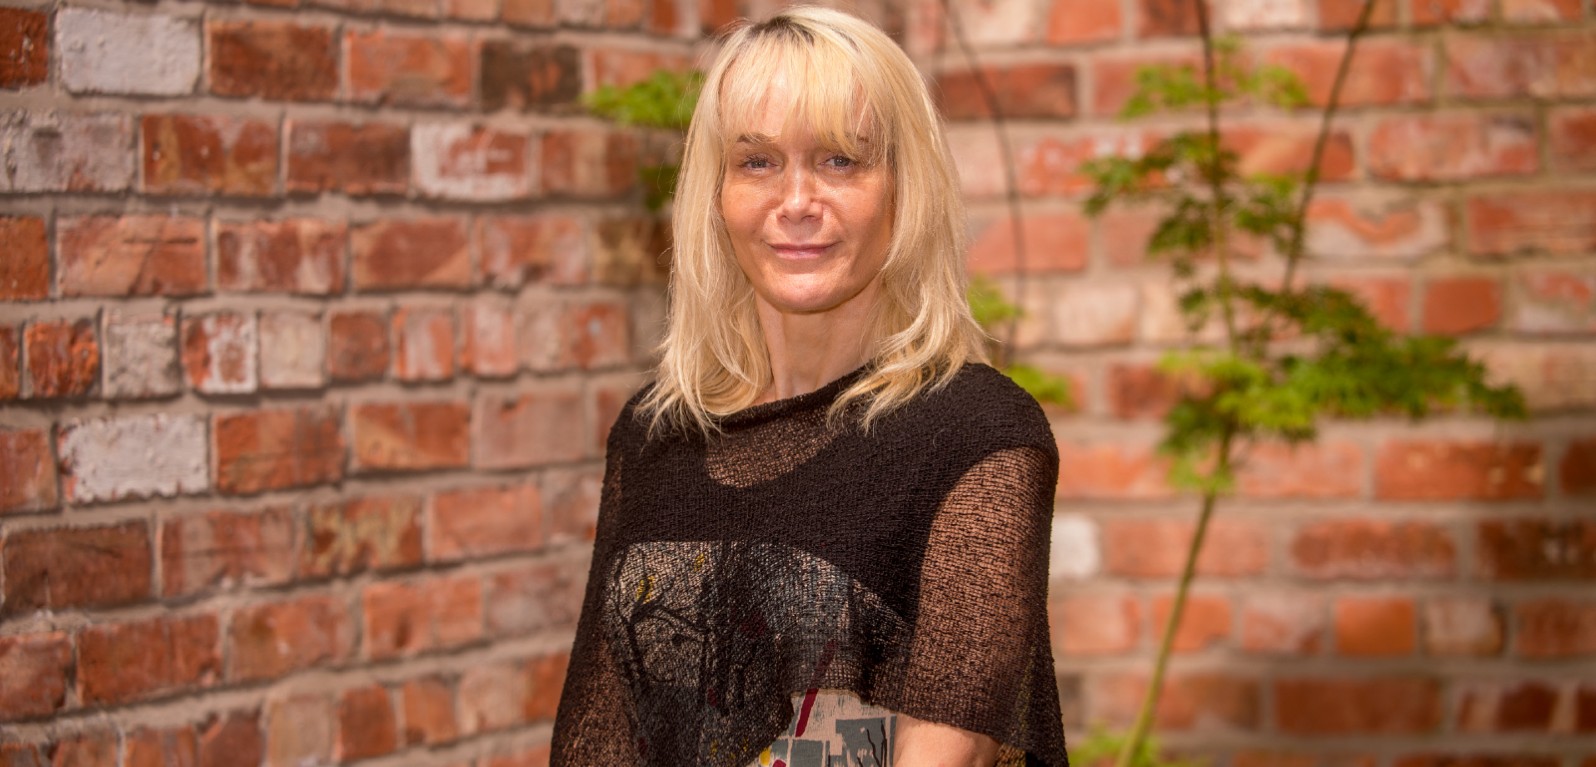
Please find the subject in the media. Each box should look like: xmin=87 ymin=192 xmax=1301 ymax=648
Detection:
xmin=767 ymin=242 xmax=836 ymax=259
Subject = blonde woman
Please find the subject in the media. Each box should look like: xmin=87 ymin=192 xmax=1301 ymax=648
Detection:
xmin=551 ymin=7 xmax=1068 ymax=767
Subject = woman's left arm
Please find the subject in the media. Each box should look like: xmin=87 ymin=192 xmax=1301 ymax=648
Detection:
xmin=894 ymin=713 xmax=1000 ymax=767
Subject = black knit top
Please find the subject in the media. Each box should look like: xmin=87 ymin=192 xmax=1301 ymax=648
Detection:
xmin=550 ymin=363 xmax=1069 ymax=767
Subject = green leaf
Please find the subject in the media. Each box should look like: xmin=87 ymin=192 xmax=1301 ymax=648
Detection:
xmin=1004 ymin=363 xmax=1075 ymax=408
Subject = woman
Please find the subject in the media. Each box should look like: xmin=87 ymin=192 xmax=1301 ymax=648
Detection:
xmin=551 ymin=7 xmax=1068 ymax=767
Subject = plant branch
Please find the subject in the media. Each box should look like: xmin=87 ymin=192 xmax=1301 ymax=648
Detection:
xmin=1193 ymin=0 xmax=1239 ymax=353
xmin=940 ymin=0 xmax=1025 ymax=366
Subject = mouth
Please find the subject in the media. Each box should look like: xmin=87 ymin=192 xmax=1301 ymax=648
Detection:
xmin=767 ymin=242 xmax=836 ymax=260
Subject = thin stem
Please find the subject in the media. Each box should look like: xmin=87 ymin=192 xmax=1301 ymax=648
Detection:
xmin=940 ymin=0 xmax=1025 ymax=366
xmin=1193 ymin=0 xmax=1238 ymax=353
xmin=1114 ymin=428 xmax=1235 ymax=767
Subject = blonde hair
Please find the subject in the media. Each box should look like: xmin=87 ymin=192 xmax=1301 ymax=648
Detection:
xmin=642 ymin=5 xmax=986 ymax=434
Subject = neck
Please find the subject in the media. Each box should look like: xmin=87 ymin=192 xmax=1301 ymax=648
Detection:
xmin=754 ymin=287 xmax=879 ymax=404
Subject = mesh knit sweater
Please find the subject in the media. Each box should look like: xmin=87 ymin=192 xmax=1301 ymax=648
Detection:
xmin=550 ymin=363 xmax=1069 ymax=767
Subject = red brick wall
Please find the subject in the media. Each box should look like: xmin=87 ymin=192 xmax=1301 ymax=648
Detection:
xmin=2 ymin=0 xmax=1594 ymax=764
xmin=917 ymin=0 xmax=1596 ymax=763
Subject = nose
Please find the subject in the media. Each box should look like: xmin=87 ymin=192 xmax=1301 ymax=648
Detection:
xmin=777 ymin=164 xmax=819 ymax=221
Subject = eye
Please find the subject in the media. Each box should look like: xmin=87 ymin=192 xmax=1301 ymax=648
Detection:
xmin=823 ymin=155 xmax=855 ymax=169
xmin=738 ymin=154 xmax=773 ymax=170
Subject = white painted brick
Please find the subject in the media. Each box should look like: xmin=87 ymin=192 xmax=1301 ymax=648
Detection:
xmin=1050 ymin=281 xmax=1139 ymax=347
xmin=58 ymin=413 xmax=208 ymax=503
xmin=1220 ymin=0 xmax=1309 ymax=30
xmin=57 ymin=8 xmax=200 ymax=96
xmin=948 ymin=127 xmax=1006 ymax=200
xmin=102 ymin=311 xmax=180 ymax=399
xmin=949 ymin=0 xmax=1038 ymax=46
xmin=1050 ymin=513 xmax=1100 ymax=580
xmin=0 ymin=111 xmax=135 ymax=193
xmin=412 ymin=123 xmax=534 ymax=202
xmin=259 ymin=310 xmax=326 ymax=390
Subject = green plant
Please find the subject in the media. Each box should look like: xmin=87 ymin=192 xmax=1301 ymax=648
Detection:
xmin=1078 ymin=1 xmax=1525 ymax=764
xmin=584 ymin=68 xmax=1071 ymax=407
xmin=1071 ymin=727 xmax=1204 ymax=767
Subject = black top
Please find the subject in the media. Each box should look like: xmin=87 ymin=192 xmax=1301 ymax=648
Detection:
xmin=550 ymin=363 xmax=1069 ymax=767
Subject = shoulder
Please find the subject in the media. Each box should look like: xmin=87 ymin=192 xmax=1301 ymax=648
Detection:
xmin=897 ymin=363 xmax=1057 ymax=458
xmin=603 ymin=381 xmax=657 ymax=452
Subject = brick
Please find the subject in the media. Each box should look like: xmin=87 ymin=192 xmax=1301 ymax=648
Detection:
xmin=1582 ymin=686 xmax=1596 ymax=734
xmin=1227 ymin=124 xmax=1355 ymax=181
xmin=49 ymin=731 xmax=118 ymax=766
xmin=1305 ymin=194 xmax=1448 ymax=261
xmin=431 ymin=484 xmax=542 ymax=560
xmin=1514 ymin=268 xmax=1596 ymax=334
xmin=1318 ymin=0 xmax=1398 ymax=29
xmin=1477 ymin=519 xmax=1596 ymax=580
xmin=1237 ymin=441 xmax=1365 ymax=499
xmin=287 ymin=120 xmax=410 ymax=195
xmin=1046 ymin=0 xmax=1121 ymax=43
xmin=1135 ymin=0 xmax=1198 ymax=36
xmin=102 ymin=312 xmax=180 ymax=399
xmin=1369 ymin=114 xmax=1537 ymax=182
xmin=1101 ymin=518 xmax=1267 ymax=578
xmin=393 ymin=307 xmax=457 ymax=382
xmin=481 ymin=42 xmax=582 ymax=111
xmin=336 ymin=686 xmax=397 ymax=761
xmin=1018 ymin=132 xmax=1156 ymax=196
xmin=1410 ymin=0 xmax=1491 ymax=25
xmin=1089 ymin=671 xmax=1259 ymax=730
xmin=1443 ymin=30 xmax=1596 ymax=101
xmin=347 ymin=30 xmax=471 ymax=108
xmin=589 ymin=375 xmax=638 ymax=454
xmin=1501 ymin=0 xmax=1582 ymax=21
xmin=1335 ymin=596 xmax=1417 ymax=656
xmin=1241 ymin=592 xmax=1325 ymax=655
xmin=362 ymin=575 xmax=482 ymax=659
xmin=162 ymin=507 xmax=295 ymax=596
xmin=413 ymin=123 xmax=534 ymax=202
xmin=198 ymin=711 xmax=264 ymax=767
xmin=1292 ymin=519 xmax=1456 ymax=579
xmin=0 ymin=8 xmax=48 ymax=89
xmin=1056 ymin=440 xmax=1172 ymax=499
xmin=1150 ymin=593 xmax=1231 ymax=653
xmin=474 ymin=385 xmax=589 ymax=469
xmin=229 ymin=594 xmax=352 ymax=681
xmin=328 ymin=310 xmax=391 ymax=382
xmin=266 ymin=693 xmax=334 ymax=767
xmin=78 ymin=614 xmax=219 ymax=705
xmin=463 ymin=298 xmax=519 ymax=378
xmin=542 ymin=466 xmax=601 ymax=543
xmin=351 ymin=218 xmax=470 ymax=290
xmin=217 ymin=219 xmax=346 ymax=295
xmin=259 ymin=310 xmax=326 ymax=390
xmin=1049 ymin=281 xmax=1139 ymax=346
xmin=1423 ymin=596 xmax=1503 ymax=656
xmin=1422 ymin=277 xmax=1501 ymax=335
xmin=1276 ymin=677 xmax=1441 ymax=734
xmin=0 ymin=742 xmax=48 ymax=766
xmin=1264 ymin=39 xmax=1430 ymax=107
xmin=1549 ymin=106 xmax=1596 ymax=172
xmin=501 ymin=0 xmax=557 ymax=27
xmin=459 ymin=661 xmax=529 ymax=734
xmin=948 ymin=127 xmax=1005 ymax=199
xmin=591 ymin=216 xmax=670 ymax=286
xmin=1 ymin=521 xmax=151 ymax=615
xmin=57 ymin=413 xmax=207 ymax=503
xmin=1566 ymin=438 xmax=1596 ymax=496
xmin=182 ymin=311 xmax=257 ymax=394
xmin=520 ymin=296 xmax=631 ymax=371
xmin=23 ymin=319 xmax=97 ymax=399
xmin=301 ymin=495 xmax=424 ymax=578
xmin=1221 ymin=0 xmax=1309 ymax=28
xmin=1375 ymin=440 xmax=1543 ymax=501
xmin=0 ymin=326 xmax=16 ymax=400
xmin=483 ymin=561 xmax=584 ymax=637
xmin=141 ymin=114 xmax=276 ymax=196
xmin=58 ymin=215 xmax=205 ymax=297
xmin=0 ymin=632 xmax=70 ymax=721
xmin=966 ymin=212 xmax=1089 ymax=275
xmin=524 ymin=651 xmax=566 ymax=721
xmin=1514 ymin=598 xmax=1596 ymax=658
xmin=401 ymin=677 xmax=458 ymax=745
xmin=1392 ymin=757 xmax=1560 ymax=767
xmin=1090 ymin=51 xmax=1199 ymax=117
xmin=937 ymin=63 xmax=1076 ymax=121
xmin=209 ymin=20 xmax=337 ymax=101
xmin=0 ymin=216 xmax=48 ymax=300
xmin=58 ymin=9 xmax=199 ymax=95
xmin=541 ymin=131 xmax=638 ymax=197
xmin=1469 ymin=189 xmax=1596 ymax=257
xmin=480 ymin=214 xmax=587 ymax=288
xmin=1049 ymin=594 xmax=1140 ymax=656
xmin=352 ymin=401 xmax=470 ymax=472
xmin=125 ymin=725 xmax=198 ymax=767
xmin=1456 ymin=680 xmax=1559 ymax=733
xmin=1477 ymin=342 xmax=1596 ymax=414
xmin=483 ymin=744 xmax=553 ymax=767
xmin=0 ymin=428 xmax=55 ymax=515
xmin=589 ymin=48 xmax=688 ymax=90
xmin=215 ymin=407 xmax=345 ymax=495
xmin=0 ymin=111 xmax=134 ymax=193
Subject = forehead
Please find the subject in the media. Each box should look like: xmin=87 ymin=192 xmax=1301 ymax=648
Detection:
xmin=714 ymin=37 xmax=880 ymax=149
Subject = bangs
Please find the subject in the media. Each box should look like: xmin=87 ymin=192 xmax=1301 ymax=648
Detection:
xmin=712 ymin=29 xmax=890 ymax=166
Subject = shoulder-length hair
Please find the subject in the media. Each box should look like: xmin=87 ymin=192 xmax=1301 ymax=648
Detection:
xmin=641 ymin=5 xmax=986 ymax=435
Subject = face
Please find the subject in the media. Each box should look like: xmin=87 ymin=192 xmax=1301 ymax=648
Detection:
xmin=719 ymin=77 xmax=895 ymax=318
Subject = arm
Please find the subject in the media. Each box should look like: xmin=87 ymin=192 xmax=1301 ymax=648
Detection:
xmin=895 ymin=713 xmax=1000 ymax=767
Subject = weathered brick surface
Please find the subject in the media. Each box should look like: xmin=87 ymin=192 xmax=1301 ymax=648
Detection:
xmin=1375 ymin=440 xmax=1543 ymax=501
xmin=287 ymin=120 xmax=410 ymax=195
xmin=336 ymin=685 xmax=398 ymax=761
xmin=57 ymin=413 xmax=208 ymax=503
xmin=102 ymin=312 xmax=181 ymax=399
xmin=474 ymin=384 xmax=588 ymax=468
xmin=77 ymin=615 xmax=220 ymax=705
xmin=301 ymin=495 xmax=424 ymax=578
xmin=430 ymin=484 xmax=543 ymax=560
xmin=351 ymin=401 xmax=471 ymax=472
xmin=23 ymin=318 xmax=98 ymax=399
xmin=393 ymin=307 xmax=458 ymax=381
xmin=361 ymin=575 xmax=482 ymax=658
xmin=259 ymin=310 xmax=327 ymax=390
xmin=2 ymin=521 xmax=152 ymax=615
xmin=208 ymin=20 xmax=338 ymax=101
xmin=58 ymin=216 xmax=206 ymax=297
xmin=480 ymin=42 xmax=582 ymax=111
xmin=228 ymin=595 xmax=353 ymax=681
xmin=266 ymin=693 xmax=335 ymax=767
xmin=0 ymin=427 xmax=57 ymax=514
xmin=182 ymin=311 xmax=258 ymax=394
xmin=214 ymin=407 xmax=345 ymax=495
xmin=347 ymin=30 xmax=472 ymax=108
xmin=0 ymin=7 xmax=48 ymax=89
xmin=0 ymin=216 xmax=49 ymax=300
xmin=328 ymin=310 xmax=392 ymax=382
xmin=142 ymin=114 xmax=277 ymax=196
xmin=57 ymin=9 xmax=199 ymax=96
xmin=0 ymin=632 xmax=71 ymax=721
xmin=162 ymin=507 xmax=296 ymax=596
xmin=413 ymin=123 xmax=535 ymax=201
xmin=351 ymin=218 xmax=471 ymax=290
xmin=0 ymin=111 xmax=134 ymax=192
xmin=218 ymin=219 xmax=346 ymax=294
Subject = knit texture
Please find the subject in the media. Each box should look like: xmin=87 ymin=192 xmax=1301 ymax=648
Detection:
xmin=550 ymin=363 xmax=1069 ymax=767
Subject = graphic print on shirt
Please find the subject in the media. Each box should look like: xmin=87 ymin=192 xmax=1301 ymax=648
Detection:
xmin=602 ymin=540 xmax=908 ymax=767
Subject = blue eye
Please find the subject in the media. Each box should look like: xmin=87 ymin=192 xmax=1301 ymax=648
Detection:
xmin=825 ymin=156 xmax=855 ymax=169
xmin=740 ymin=156 xmax=772 ymax=170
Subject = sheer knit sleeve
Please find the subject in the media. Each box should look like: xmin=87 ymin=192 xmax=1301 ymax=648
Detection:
xmin=895 ymin=444 xmax=1066 ymax=767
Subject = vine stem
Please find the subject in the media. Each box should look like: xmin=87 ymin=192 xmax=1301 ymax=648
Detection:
xmin=1193 ymin=0 xmax=1239 ymax=354
xmin=938 ymin=0 xmax=1026 ymax=366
